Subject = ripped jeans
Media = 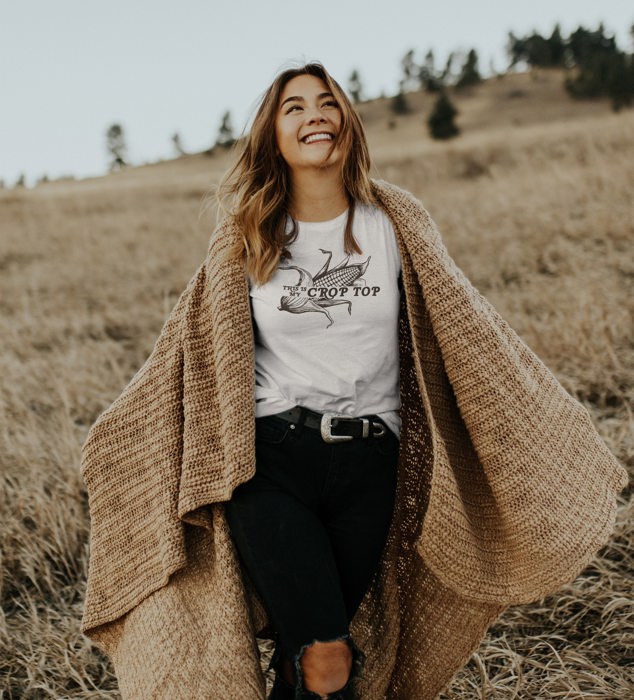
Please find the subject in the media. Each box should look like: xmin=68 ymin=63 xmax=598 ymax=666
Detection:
xmin=225 ymin=407 xmax=399 ymax=699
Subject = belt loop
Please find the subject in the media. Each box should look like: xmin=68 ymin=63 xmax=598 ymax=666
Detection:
xmin=295 ymin=405 xmax=308 ymax=437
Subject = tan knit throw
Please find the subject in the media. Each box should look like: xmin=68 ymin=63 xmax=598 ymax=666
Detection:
xmin=80 ymin=180 xmax=627 ymax=699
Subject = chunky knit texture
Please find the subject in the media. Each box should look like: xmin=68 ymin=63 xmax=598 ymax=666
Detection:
xmin=80 ymin=180 xmax=627 ymax=699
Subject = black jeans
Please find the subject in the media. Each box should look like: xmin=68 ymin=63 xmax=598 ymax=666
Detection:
xmin=225 ymin=407 xmax=399 ymax=699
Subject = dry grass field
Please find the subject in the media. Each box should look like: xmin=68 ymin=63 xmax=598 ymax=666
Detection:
xmin=1 ymin=70 xmax=632 ymax=698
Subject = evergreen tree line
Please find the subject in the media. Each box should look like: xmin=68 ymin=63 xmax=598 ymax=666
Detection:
xmin=507 ymin=22 xmax=634 ymax=110
xmin=344 ymin=20 xmax=633 ymax=141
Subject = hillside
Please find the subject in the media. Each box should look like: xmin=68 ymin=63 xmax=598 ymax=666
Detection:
xmin=11 ymin=68 xmax=620 ymax=195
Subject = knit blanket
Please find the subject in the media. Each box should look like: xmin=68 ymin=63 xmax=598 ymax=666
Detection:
xmin=80 ymin=180 xmax=627 ymax=699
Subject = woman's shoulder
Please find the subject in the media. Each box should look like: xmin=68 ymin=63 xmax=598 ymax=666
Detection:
xmin=369 ymin=178 xmax=417 ymax=201
xmin=369 ymin=179 xmax=426 ymax=208
xmin=207 ymin=213 xmax=240 ymax=253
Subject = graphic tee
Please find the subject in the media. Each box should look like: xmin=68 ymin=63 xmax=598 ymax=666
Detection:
xmin=249 ymin=203 xmax=403 ymax=438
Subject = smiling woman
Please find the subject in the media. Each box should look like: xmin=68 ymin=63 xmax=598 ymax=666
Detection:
xmin=78 ymin=61 xmax=627 ymax=700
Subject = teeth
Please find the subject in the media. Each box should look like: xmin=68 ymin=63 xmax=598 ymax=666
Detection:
xmin=303 ymin=133 xmax=333 ymax=144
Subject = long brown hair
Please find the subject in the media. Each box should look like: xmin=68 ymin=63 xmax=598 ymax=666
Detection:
xmin=217 ymin=62 xmax=377 ymax=286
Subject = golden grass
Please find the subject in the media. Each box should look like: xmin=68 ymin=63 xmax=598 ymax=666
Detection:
xmin=1 ymin=82 xmax=632 ymax=697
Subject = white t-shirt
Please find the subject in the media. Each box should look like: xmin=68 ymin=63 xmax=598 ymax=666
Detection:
xmin=249 ymin=203 xmax=403 ymax=438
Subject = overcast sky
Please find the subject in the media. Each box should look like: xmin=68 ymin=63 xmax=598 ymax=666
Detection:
xmin=1 ymin=1 xmax=632 ymax=186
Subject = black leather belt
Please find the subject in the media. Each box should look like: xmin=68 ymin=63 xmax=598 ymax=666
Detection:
xmin=271 ymin=405 xmax=388 ymax=444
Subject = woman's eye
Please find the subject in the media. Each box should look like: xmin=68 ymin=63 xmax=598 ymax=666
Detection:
xmin=284 ymin=100 xmax=338 ymax=114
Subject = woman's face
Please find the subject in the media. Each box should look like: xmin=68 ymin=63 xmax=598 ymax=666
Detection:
xmin=275 ymin=74 xmax=343 ymax=174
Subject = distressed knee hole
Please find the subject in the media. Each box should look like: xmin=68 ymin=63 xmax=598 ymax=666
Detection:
xmin=292 ymin=634 xmax=365 ymax=698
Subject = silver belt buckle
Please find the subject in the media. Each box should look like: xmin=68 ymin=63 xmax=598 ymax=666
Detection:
xmin=321 ymin=412 xmax=356 ymax=443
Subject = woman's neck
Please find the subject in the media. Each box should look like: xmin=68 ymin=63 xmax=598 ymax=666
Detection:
xmin=289 ymin=170 xmax=348 ymax=222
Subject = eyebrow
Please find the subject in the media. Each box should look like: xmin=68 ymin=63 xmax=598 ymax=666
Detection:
xmin=280 ymin=92 xmax=334 ymax=109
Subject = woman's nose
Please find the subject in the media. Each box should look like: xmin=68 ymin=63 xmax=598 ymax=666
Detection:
xmin=306 ymin=107 xmax=326 ymax=124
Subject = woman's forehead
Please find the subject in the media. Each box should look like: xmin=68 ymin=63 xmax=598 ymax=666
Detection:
xmin=279 ymin=74 xmax=330 ymax=102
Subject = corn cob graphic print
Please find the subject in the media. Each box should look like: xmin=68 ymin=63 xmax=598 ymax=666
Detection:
xmin=278 ymin=249 xmax=371 ymax=328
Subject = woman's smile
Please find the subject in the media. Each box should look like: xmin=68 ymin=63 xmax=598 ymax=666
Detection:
xmin=302 ymin=132 xmax=334 ymax=144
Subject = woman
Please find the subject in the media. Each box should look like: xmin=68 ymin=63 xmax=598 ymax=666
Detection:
xmin=220 ymin=64 xmax=403 ymax=699
xmin=79 ymin=62 xmax=626 ymax=700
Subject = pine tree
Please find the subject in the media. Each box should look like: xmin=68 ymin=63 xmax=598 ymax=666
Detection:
xmin=348 ymin=69 xmax=363 ymax=103
xmin=455 ymin=49 xmax=482 ymax=89
xmin=172 ymin=132 xmax=186 ymax=156
xmin=606 ymin=52 xmax=634 ymax=111
xmin=508 ymin=29 xmax=562 ymax=68
xmin=106 ymin=124 xmax=127 ymax=171
xmin=506 ymin=31 xmax=525 ymax=69
xmin=401 ymin=49 xmax=418 ymax=91
xmin=548 ymin=24 xmax=566 ymax=66
xmin=566 ymin=24 xmax=617 ymax=66
xmin=419 ymin=49 xmax=443 ymax=92
xmin=564 ymin=24 xmax=629 ymax=104
xmin=427 ymin=91 xmax=460 ymax=140
xmin=391 ymin=82 xmax=410 ymax=115
xmin=440 ymin=52 xmax=456 ymax=85
xmin=526 ymin=32 xmax=553 ymax=67
xmin=215 ymin=111 xmax=235 ymax=149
